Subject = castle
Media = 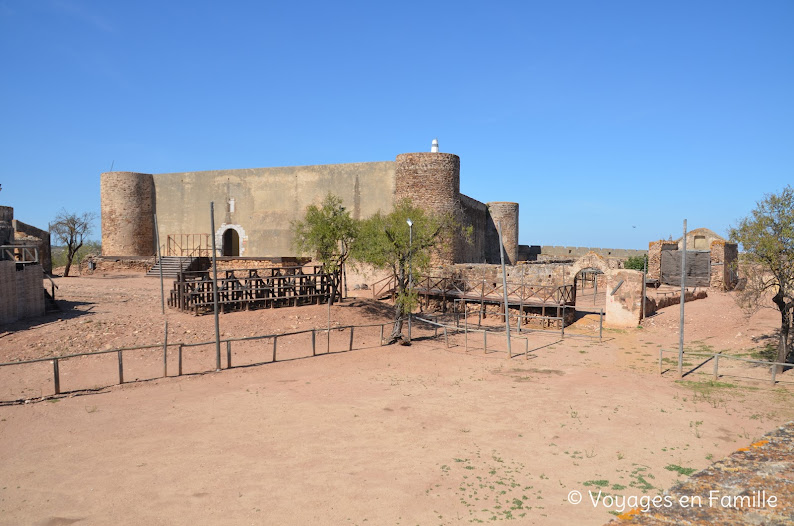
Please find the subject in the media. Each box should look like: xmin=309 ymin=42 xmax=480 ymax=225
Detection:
xmin=100 ymin=142 xmax=521 ymax=266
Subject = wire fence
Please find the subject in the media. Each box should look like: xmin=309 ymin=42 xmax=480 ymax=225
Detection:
xmin=0 ymin=322 xmax=396 ymax=404
xmin=658 ymin=348 xmax=794 ymax=385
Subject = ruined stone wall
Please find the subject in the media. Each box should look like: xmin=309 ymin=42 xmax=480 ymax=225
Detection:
xmin=486 ymin=202 xmax=519 ymax=265
xmin=101 ymin=172 xmax=155 ymax=256
xmin=13 ymin=219 xmax=51 ymax=273
xmin=648 ymin=240 xmax=677 ymax=281
xmin=81 ymin=256 xmax=155 ymax=275
xmin=459 ymin=194 xmax=488 ymax=264
xmin=0 ymin=261 xmax=44 ymax=325
xmin=710 ymin=240 xmax=739 ymax=291
xmin=394 ymin=152 xmax=460 ymax=266
xmin=0 ymin=206 xmax=13 ymax=247
xmin=449 ymin=263 xmax=569 ymax=288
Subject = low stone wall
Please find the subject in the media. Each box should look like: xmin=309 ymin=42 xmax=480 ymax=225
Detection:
xmin=0 ymin=261 xmax=44 ymax=325
xmin=81 ymin=256 xmax=155 ymax=275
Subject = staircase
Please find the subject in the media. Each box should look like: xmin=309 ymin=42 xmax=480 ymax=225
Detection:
xmin=44 ymin=289 xmax=60 ymax=313
xmin=146 ymin=257 xmax=198 ymax=278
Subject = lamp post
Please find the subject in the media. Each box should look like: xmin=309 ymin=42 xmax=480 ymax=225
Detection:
xmin=406 ymin=218 xmax=413 ymax=342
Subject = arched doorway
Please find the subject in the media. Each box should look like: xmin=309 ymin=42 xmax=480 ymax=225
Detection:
xmin=574 ymin=267 xmax=605 ymax=311
xmin=222 ymin=228 xmax=240 ymax=256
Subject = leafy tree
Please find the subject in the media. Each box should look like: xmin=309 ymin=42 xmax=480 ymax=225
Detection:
xmin=730 ymin=186 xmax=794 ymax=372
xmin=292 ymin=193 xmax=357 ymax=304
xmin=49 ymin=210 xmax=96 ymax=277
xmin=351 ymin=199 xmax=464 ymax=344
xmin=624 ymin=254 xmax=648 ymax=271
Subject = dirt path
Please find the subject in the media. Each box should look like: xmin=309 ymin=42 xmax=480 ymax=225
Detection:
xmin=0 ymin=273 xmax=791 ymax=525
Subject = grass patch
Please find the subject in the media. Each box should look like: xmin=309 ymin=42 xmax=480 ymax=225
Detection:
xmin=664 ymin=464 xmax=696 ymax=476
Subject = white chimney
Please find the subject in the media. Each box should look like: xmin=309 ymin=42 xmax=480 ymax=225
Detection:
xmin=431 ymin=138 xmax=439 ymax=153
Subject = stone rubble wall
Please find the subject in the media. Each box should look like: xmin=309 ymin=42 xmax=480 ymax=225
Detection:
xmin=0 ymin=261 xmax=44 ymax=325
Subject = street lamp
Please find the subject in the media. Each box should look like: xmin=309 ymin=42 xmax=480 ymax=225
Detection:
xmin=406 ymin=218 xmax=413 ymax=342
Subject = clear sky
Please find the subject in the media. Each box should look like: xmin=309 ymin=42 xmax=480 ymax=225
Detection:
xmin=1 ymin=0 xmax=792 ymax=249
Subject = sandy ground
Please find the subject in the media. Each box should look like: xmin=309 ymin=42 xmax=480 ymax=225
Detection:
xmin=0 ymin=272 xmax=792 ymax=526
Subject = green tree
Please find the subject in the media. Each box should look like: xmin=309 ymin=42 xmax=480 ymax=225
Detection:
xmin=292 ymin=193 xmax=357 ymax=304
xmin=49 ymin=210 xmax=96 ymax=277
xmin=352 ymin=199 xmax=464 ymax=344
xmin=624 ymin=254 xmax=648 ymax=271
xmin=730 ymin=186 xmax=794 ymax=372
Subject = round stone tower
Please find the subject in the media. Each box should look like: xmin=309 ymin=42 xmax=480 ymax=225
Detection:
xmin=100 ymin=172 xmax=156 ymax=256
xmin=394 ymin=152 xmax=461 ymax=266
xmin=487 ymin=202 xmax=519 ymax=265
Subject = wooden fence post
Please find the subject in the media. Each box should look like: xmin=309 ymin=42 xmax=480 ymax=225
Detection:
xmin=53 ymin=358 xmax=60 ymax=395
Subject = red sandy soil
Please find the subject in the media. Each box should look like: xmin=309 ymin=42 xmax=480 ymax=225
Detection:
xmin=0 ymin=272 xmax=792 ymax=525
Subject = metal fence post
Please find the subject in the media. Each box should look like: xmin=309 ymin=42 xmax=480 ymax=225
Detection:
xmin=226 ymin=340 xmax=232 ymax=369
xmin=771 ymin=364 xmax=778 ymax=385
xmin=272 ymin=336 xmax=277 ymax=362
xmin=118 ymin=350 xmax=124 ymax=384
xmin=659 ymin=349 xmax=663 ymax=374
xmin=599 ymin=309 xmax=603 ymax=342
xmin=483 ymin=331 xmax=487 ymax=354
xmin=713 ymin=354 xmax=719 ymax=380
xmin=178 ymin=345 xmax=183 ymax=376
xmin=349 ymin=327 xmax=354 ymax=351
xmin=444 ymin=327 xmax=449 ymax=348
xmin=560 ymin=306 xmax=565 ymax=339
xmin=379 ymin=324 xmax=384 ymax=345
xmin=312 ymin=329 xmax=316 ymax=356
xmin=53 ymin=358 xmax=60 ymax=395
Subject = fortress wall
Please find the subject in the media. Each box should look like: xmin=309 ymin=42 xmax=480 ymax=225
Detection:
xmin=527 ymin=245 xmax=647 ymax=259
xmin=152 ymin=161 xmax=396 ymax=257
xmin=458 ymin=194 xmax=488 ymax=264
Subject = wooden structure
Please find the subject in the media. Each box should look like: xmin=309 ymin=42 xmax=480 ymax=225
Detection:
xmin=168 ymin=265 xmax=339 ymax=314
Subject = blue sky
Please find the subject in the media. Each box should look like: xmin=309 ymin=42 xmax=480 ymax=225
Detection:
xmin=1 ymin=0 xmax=792 ymax=249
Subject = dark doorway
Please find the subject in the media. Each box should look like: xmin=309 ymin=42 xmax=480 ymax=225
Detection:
xmin=222 ymin=229 xmax=239 ymax=256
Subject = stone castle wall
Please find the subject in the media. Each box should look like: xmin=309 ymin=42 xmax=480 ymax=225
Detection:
xmin=459 ymin=194 xmax=488 ymax=264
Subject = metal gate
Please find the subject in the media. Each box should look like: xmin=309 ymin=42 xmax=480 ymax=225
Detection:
xmin=661 ymin=249 xmax=710 ymax=287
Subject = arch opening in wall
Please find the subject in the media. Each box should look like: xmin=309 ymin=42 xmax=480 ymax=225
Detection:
xmin=573 ymin=267 xmax=605 ymax=312
xmin=215 ymin=223 xmax=246 ymax=257
xmin=222 ymin=228 xmax=240 ymax=256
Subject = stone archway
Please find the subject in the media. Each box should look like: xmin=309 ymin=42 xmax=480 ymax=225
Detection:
xmin=570 ymin=252 xmax=612 ymax=312
xmin=570 ymin=251 xmax=610 ymax=278
xmin=215 ymin=223 xmax=247 ymax=257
